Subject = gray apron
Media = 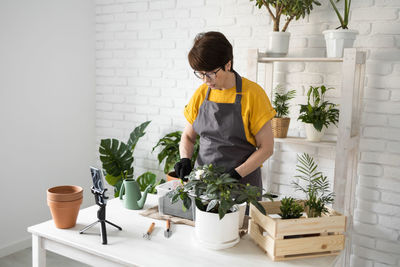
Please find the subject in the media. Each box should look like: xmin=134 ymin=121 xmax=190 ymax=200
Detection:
xmin=192 ymin=70 xmax=262 ymax=189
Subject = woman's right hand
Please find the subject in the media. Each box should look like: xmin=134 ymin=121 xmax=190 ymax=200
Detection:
xmin=174 ymin=158 xmax=192 ymax=181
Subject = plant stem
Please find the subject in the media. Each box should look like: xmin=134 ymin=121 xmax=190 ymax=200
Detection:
xmin=281 ymin=16 xmax=294 ymax=32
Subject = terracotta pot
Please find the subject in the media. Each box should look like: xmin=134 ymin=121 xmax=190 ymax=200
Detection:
xmin=47 ymin=197 xmax=82 ymax=229
xmin=166 ymin=171 xmax=180 ymax=181
xmin=47 ymin=185 xmax=83 ymax=202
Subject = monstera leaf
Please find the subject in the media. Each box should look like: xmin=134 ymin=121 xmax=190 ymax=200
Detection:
xmin=127 ymin=121 xmax=151 ymax=152
xmin=136 ymin=171 xmax=165 ymax=194
xmin=99 ymin=139 xmax=133 ymax=178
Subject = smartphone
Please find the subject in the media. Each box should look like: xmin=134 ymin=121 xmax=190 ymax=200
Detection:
xmin=90 ymin=166 xmax=105 ymax=193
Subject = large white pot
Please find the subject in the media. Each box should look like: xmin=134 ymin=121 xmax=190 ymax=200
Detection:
xmin=305 ymin=123 xmax=326 ymax=142
xmin=194 ymin=206 xmax=240 ymax=250
xmin=267 ymin=31 xmax=290 ymax=57
xmin=323 ymin=29 xmax=358 ymax=58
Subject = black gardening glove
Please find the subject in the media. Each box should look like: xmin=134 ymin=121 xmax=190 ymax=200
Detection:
xmin=228 ymin=168 xmax=242 ymax=180
xmin=174 ymin=158 xmax=192 ymax=181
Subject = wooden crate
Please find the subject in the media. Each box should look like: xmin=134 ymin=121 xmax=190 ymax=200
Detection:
xmin=249 ymin=201 xmax=346 ymax=261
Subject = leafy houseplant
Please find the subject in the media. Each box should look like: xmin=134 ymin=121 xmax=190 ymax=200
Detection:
xmin=323 ymin=0 xmax=358 ymax=57
xmin=136 ymin=172 xmax=165 ymax=194
xmin=298 ymin=85 xmax=339 ymax=142
xmin=99 ymin=121 xmax=151 ymax=197
xmin=152 ymin=131 xmax=200 ymax=180
xmin=278 ymin=197 xmax=304 ymax=219
xmin=271 ymin=87 xmax=295 ymax=138
xmin=292 ymin=153 xmax=335 ymax=217
xmin=250 ymin=0 xmax=321 ymax=56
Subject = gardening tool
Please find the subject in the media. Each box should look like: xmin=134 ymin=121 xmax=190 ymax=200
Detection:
xmin=143 ymin=222 xmax=155 ymax=240
xmin=164 ymin=219 xmax=171 ymax=238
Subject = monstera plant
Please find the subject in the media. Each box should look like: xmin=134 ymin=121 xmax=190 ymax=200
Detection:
xmin=99 ymin=121 xmax=151 ymax=197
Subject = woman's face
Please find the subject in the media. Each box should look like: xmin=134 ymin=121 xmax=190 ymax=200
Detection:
xmin=195 ymin=61 xmax=232 ymax=89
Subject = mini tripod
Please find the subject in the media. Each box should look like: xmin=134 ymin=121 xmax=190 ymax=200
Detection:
xmin=79 ymin=187 xmax=122 ymax=245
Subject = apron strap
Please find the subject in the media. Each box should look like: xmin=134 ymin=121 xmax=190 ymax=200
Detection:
xmin=205 ymin=87 xmax=211 ymax=100
xmin=234 ymin=70 xmax=242 ymax=104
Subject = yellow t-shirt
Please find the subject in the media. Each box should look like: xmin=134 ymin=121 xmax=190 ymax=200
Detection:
xmin=184 ymin=77 xmax=276 ymax=147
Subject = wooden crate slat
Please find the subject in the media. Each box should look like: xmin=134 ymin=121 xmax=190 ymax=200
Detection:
xmin=276 ymin=216 xmax=346 ymax=236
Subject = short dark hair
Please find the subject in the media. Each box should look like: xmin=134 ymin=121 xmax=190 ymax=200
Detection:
xmin=188 ymin=31 xmax=233 ymax=72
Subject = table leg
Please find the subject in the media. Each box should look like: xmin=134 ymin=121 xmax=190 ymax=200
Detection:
xmin=32 ymin=234 xmax=46 ymax=267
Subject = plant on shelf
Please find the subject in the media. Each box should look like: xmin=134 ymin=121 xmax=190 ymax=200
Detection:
xmin=152 ymin=131 xmax=200 ymax=180
xmin=298 ymin=85 xmax=339 ymax=142
xmin=323 ymin=0 xmax=358 ymax=57
xmin=278 ymin=197 xmax=304 ymax=219
xmin=99 ymin=121 xmax=152 ymax=197
xmin=271 ymin=86 xmax=295 ymax=138
xmin=292 ymin=153 xmax=335 ymax=218
xmin=250 ymin=0 xmax=321 ymax=56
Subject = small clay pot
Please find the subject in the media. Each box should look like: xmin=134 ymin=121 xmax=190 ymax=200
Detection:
xmin=47 ymin=197 xmax=82 ymax=229
xmin=166 ymin=171 xmax=180 ymax=181
xmin=47 ymin=185 xmax=83 ymax=202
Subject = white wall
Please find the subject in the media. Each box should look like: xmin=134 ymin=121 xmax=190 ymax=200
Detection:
xmin=0 ymin=0 xmax=95 ymax=256
xmin=95 ymin=0 xmax=400 ymax=266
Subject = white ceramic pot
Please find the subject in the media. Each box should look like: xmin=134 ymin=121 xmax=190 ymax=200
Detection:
xmin=194 ymin=206 xmax=240 ymax=250
xmin=238 ymin=202 xmax=247 ymax=228
xmin=267 ymin=31 xmax=290 ymax=57
xmin=323 ymin=29 xmax=358 ymax=58
xmin=305 ymin=123 xmax=326 ymax=142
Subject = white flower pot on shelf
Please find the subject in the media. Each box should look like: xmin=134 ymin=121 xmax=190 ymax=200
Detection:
xmin=194 ymin=206 xmax=240 ymax=250
xmin=266 ymin=31 xmax=290 ymax=57
xmin=305 ymin=123 xmax=326 ymax=142
xmin=323 ymin=29 xmax=358 ymax=58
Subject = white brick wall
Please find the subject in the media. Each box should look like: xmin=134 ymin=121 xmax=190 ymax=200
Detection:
xmin=95 ymin=0 xmax=400 ymax=266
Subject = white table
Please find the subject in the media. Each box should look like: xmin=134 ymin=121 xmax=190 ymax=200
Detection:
xmin=28 ymin=194 xmax=341 ymax=267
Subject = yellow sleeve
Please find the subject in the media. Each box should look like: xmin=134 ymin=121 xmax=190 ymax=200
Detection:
xmin=184 ymin=84 xmax=207 ymax=125
xmin=250 ymin=86 xmax=276 ymax=136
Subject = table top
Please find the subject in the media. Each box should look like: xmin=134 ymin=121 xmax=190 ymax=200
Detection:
xmin=28 ymin=194 xmax=340 ymax=267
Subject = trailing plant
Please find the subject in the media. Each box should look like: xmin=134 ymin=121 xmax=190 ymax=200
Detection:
xmin=250 ymin=0 xmax=321 ymax=32
xmin=272 ymin=87 xmax=296 ymax=118
xmin=328 ymin=0 xmax=351 ymax=29
xmin=278 ymin=197 xmax=304 ymax=219
xmin=152 ymin=131 xmax=200 ymax=174
xmin=298 ymin=85 xmax=339 ymax=132
xmin=99 ymin=121 xmax=151 ymax=197
xmin=292 ymin=153 xmax=335 ymax=217
xmin=136 ymin=172 xmax=165 ymax=194
xmin=168 ymin=165 xmax=277 ymax=219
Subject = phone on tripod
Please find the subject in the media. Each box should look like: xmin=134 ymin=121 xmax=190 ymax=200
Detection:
xmin=90 ymin=166 xmax=107 ymax=204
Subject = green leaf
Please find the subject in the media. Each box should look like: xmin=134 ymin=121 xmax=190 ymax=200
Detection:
xmin=136 ymin=172 xmax=156 ymax=191
xmin=251 ymin=200 xmax=266 ymax=215
xmin=127 ymin=121 xmax=151 ymax=152
xmin=99 ymin=139 xmax=133 ymax=178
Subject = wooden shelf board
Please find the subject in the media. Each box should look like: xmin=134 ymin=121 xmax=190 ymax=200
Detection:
xmin=274 ymin=136 xmax=337 ymax=148
xmin=257 ymin=56 xmax=343 ymax=63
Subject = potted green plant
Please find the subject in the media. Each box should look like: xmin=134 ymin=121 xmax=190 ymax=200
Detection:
xmin=251 ymin=0 xmax=321 ymax=56
xmin=278 ymin=197 xmax=304 ymax=219
xmin=152 ymin=131 xmax=200 ymax=181
xmin=99 ymin=121 xmax=152 ymax=197
xmin=323 ymin=0 xmax=358 ymax=57
xmin=292 ymin=153 xmax=335 ymax=217
xmin=168 ymin=164 xmax=276 ymax=249
xmin=298 ymin=85 xmax=339 ymax=142
xmin=136 ymin=172 xmax=165 ymax=194
xmin=271 ymin=86 xmax=295 ymax=138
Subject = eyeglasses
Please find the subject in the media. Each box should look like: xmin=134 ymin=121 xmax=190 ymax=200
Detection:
xmin=193 ymin=67 xmax=222 ymax=80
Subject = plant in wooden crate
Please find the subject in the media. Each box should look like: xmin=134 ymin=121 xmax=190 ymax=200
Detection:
xmin=271 ymin=86 xmax=295 ymax=138
xmin=298 ymin=85 xmax=339 ymax=142
xmin=292 ymin=153 xmax=335 ymax=217
xmin=248 ymin=153 xmax=346 ymax=261
xmin=323 ymin=0 xmax=358 ymax=57
xmin=250 ymin=0 xmax=321 ymax=56
xmin=168 ymin=164 xmax=276 ymax=249
xmin=152 ymin=131 xmax=200 ymax=181
xmin=278 ymin=197 xmax=304 ymax=219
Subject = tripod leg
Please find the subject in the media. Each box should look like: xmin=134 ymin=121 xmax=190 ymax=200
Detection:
xmin=100 ymin=220 xmax=107 ymax=245
xmin=79 ymin=220 xmax=100 ymax=234
xmin=105 ymin=220 xmax=122 ymax=231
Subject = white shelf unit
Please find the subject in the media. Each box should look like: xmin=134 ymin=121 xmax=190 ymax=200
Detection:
xmin=247 ymin=48 xmax=366 ymax=266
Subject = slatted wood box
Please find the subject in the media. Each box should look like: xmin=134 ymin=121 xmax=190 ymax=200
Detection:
xmin=249 ymin=201 xmax=346 ymax=261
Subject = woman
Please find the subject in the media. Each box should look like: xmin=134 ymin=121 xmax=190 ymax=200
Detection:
xmin=174 ymin=31 xmax=275 ymax=191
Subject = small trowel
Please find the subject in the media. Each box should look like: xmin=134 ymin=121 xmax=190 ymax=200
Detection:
xmin=164 ymin=219 xmax=171 ymax=238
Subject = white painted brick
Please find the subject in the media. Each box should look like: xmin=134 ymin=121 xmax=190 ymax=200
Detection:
xmin=371 ymin=49 xmax=400 ymax=61
xmin=354 ymin=246 xmax=397 ymax=265
xmin=162 ymin=29 xmax=190 ymax=39
xmin=124 ymin=113 xmax=148 ymax=123
xmin=125 ymin=40 xmax=149 ymax=49
xmin=96 ymin=68 xmax=115 ymax=76
xmin=290 ymin=38 xmax=307 ymax=49
xmin=96 ymin=50 xmax=113 ymax=59
xmin=361 ymin=113 xmax=388 ymax=126
xmin=149 ymin=40 xmax=175 ymax=49
xmin=116 ymin=68 xmax=138 ymax=77
xmin=114 ymin=120 xmax=140 ymax=130
xmin=176 ymin=0 xmax=205 ymax=8
xmin=355 ymin=209 xmax=378 ymax=224
xmin=150 ymin=115 xmax=172 ymax=126
xmin=126 ymin=96 xmax=148 ymax=105
xmin=351 ymin=22 xmax=372 ymax=35
xmin=128 ymin=77 xmax=151 ymax=86
xmin=137 ymin=11 xmax=162 ymax=20
xmin=149 ymin=97 xmax=173 ymax=108
xmin=151 ymin=19 xmax=176 ymax=30
xmin=358 ymin=199 xmax=400 ymax=217
xmin=379 ymin=215 xmax=400 ymax=230
xmin=125 ymin=2 xmax=148 ymax=12
xmin=104 ymin=40 xmax=125 ymax=49
xmin=223 ymin=26 xmax=252 ymax=38
xmin=126 ymin=21 xmax=149 ymax=31
xmin=96 ymin=0 xmax=115 ymax=4
xmin=173 ymin=98 xmax=188 ymax=110
xmin=96 ymin=102 xmax=113 ymax=111
xmin=163 ymin=9 xmax=190 ymax=19
xmin=97 ymin=128 xmax=124 ymax=139
xmin=163 ymin=69 xmax=189 ymax=80
xmin=372 ymin=22 xmax=400 ymax=35
xmin=364 ymin=88 xmax=390 ymax=100
xmin=149 ymin=0 xmax=175 ymax=10
xmin=286 ymin=73 xmax=323 ymax=84
xmin=139 ymin=69 xmax=162 ymax=78
xmin=391 ymin=90 xmax=400 ymax=101
xmin=138 ymin=30 xmax=162 ymax=40
xmin=364 ymin=127 xmax=400 ymax=141
xmin=354 ymin=221 xmax=399 ymax=242
xmin=365 ymin=101 xmax=400 ymax=115
xmin=352 ymin=8 xmax=398 ymax=21
xmin=376 ymin=240 xmax=400 ymax=254
xmin=97 ymin=86 xmax=114 ymax=94
xmin=222 ymin=4 xmax=253 ymax=16
xmin=115 ymin=32 xmax=137 ymax=40
xmin=386 ymin=141 xmax=400 ymax=154
xmin=96 ymin=32 xmax=114 ymax=40
xmin=359 ymin=138 xmax=386 ymax=152
xmin=350 ymin=255 xmax=374 ymax=267
xmin=355 ymin=35 xmax=395 ymax=48
xmin=114 ymin=104 xmax=135 ymax=113
xmin=96 ymin=119 xmax=113 ymax=128
xmin=97 ymin=111 xmax=124 ymax=120
xmin=99 ymin=5 xmax=124 ymax=14
xmin=190 ymin=7 xmax=221 ymax=18
xmin=374 ymin=262 xmax=395 ymax=267
xmin=388 ymin=115 xmax=400 ymax=128
xmin=360 ymin=175 xmax=400 ymax=193
xmin=99 ymin=23 xmax=125 ymax=32
xmin=97 ymin=77 xmax=127 ymax=86
xmin=159 ymin=87 xmax=184 ymax=98
xmin=115 ymin=13 xmax=137 ymax=22
xmin=368 ymin=74 xmax=400 ymax=89
xmin=102 ymin=94 xmax=125 ymax=103
xmin=114 ymin=87 xmax=136 ymax=96
xmin=96 ymin=14 xmax=115 ymax=23
xmin=384 ymin=165 xmax=400 ymax=179
xmin=136 ymin=87 xmax=160 ymax=96
xmin=113 ymin=50 xmax=135 ymax=58
xmin=352 ymin=233 xmax=376 ymax=249
xmin=356 ymin=185 xmax=381 ymax=201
